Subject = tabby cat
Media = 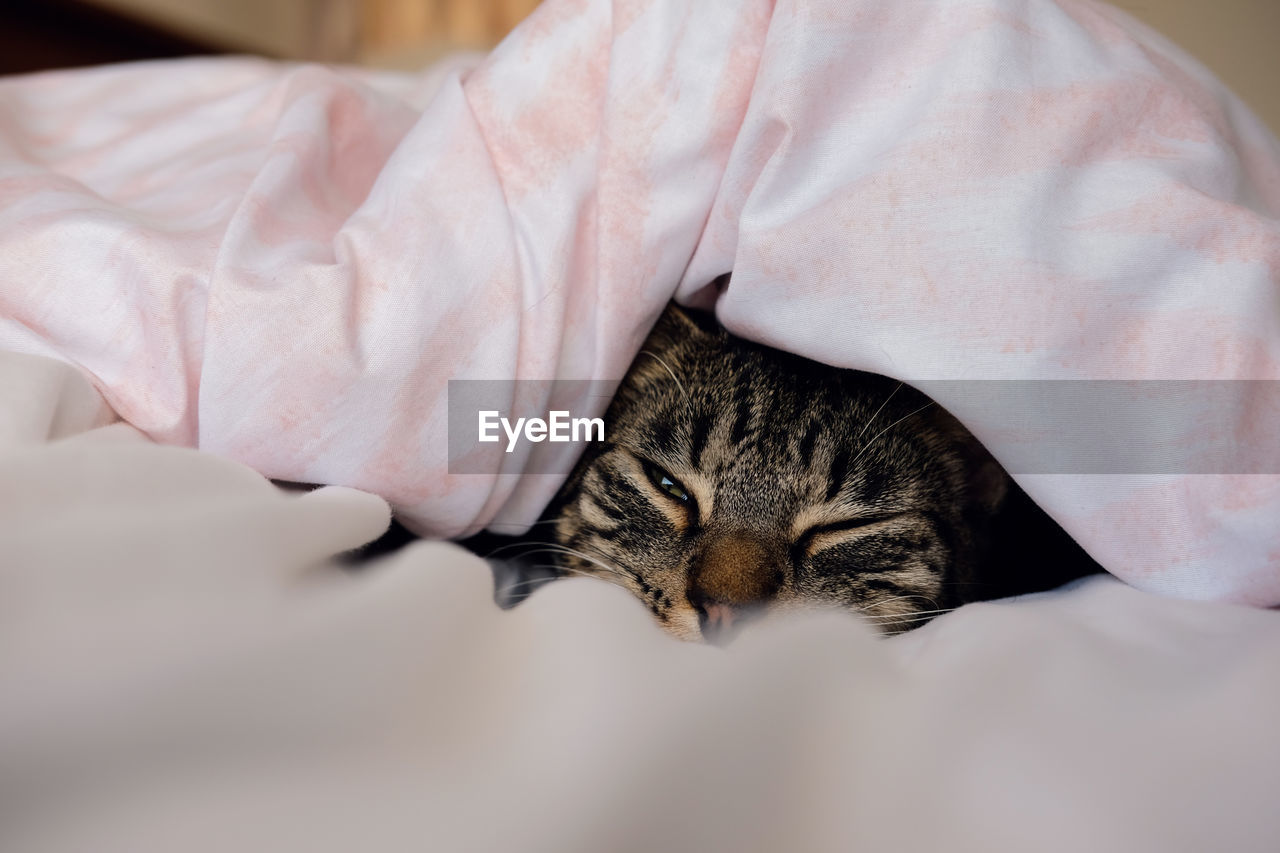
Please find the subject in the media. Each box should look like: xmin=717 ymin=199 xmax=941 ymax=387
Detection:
xmin=527 ymin=303 xmax=1098 ymax=643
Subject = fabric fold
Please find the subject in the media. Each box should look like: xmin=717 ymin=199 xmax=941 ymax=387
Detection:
xmin=1 ymin=0 xmax=1277 ymax=602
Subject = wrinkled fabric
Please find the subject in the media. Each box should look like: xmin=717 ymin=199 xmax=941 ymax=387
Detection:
xmin=0 ymin=0 xmax=1277 ymax=603
xmin=2 ymin=349 xmax=1279 ymax=853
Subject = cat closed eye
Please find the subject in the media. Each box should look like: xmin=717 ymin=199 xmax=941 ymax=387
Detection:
xmin=795 ymin=514 xmax=902 ymax=556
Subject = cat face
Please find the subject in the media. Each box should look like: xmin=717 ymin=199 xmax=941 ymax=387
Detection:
xmin=551 ymin=305 xmax=1008 ymax=642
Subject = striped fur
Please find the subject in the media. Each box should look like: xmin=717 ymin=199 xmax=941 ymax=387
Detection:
xmin=548 ymin=304 xmax=1083 ymax=642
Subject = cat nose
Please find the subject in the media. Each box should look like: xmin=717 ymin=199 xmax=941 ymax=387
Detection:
xmin=695 ymin=600 xmax=737 ymax=645
xmin=688 ymin=531 xmax=783 ymax=643
xmin=690 ymin=531 xmax=782 ymax=603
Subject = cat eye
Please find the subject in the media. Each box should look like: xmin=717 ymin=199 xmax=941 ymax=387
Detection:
xmin=643 ymin=461 xmax=691 ymax=503
xmin=794 ymin=513 xmax=901 ymax=557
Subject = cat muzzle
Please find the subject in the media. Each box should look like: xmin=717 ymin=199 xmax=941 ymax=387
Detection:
xmin=698 ymin=601 xmax=737 ymax=644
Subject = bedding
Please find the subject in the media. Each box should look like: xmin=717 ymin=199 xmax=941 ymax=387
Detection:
xmin=3 ymin=347 xmax=1279 ymax=852
xmin=0 ymin=0 xmax=1278 ymax=604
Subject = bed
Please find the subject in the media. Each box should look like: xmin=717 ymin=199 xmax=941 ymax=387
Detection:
xmin=2 ymin=0 xmax=1278 ymax=849
xmin=3 ymin=348 xmax=1279 ymax=851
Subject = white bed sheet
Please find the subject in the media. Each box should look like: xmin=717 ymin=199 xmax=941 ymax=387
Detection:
xmin=3 ymin=350 xmax=1278 ymax=852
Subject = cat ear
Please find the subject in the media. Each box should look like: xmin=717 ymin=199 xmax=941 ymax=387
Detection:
xmin=655 ymin=302 xmax=720 ymax=340
xmin=932 ymin=408 xmax=1009 ymax=512
xmin=967 ymin=447 xmax=1010 ymax=513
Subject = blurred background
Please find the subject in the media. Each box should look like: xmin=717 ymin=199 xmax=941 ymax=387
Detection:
xmin=0 ymin=0 xmax=539 ymax=70
xmin=0 ymin=0 xmax=1276 ymax=133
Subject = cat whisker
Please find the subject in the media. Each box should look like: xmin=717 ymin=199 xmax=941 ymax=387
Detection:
xmin=637 ymin=348 xmax=693 ymax=417
xmin=865 ymin=592 xmax=943 ymax=612
xmin=484 ymin=539 xmax=555 ymax=559
xmin=495 ymin=577 xmax=558 ymax=596
xmin=854 ymin=381 xmax=903 ymax=443
xmin=847 ymin=401 xmax=936 ymax=470
xmin=481 ymin=517 xmax=571 ymax=530
xmin=483 ymin=540 xmax=618 ymax=575
xmin=503 ymin=544 xmax=629 ymax=580
xmin=481 ymin=529 xmax=607 ymax=560
xmin=524 ymin=564 xmax=592 ymax=579
xmin=860 ymin=607 xmax=962 ymax=622
xmin=879 ymin=614 xmax=956 ymax=635
xmin=496 ymin=565 xmax=596 ymax=594
xmin=861 ymin=606 xmax=959 ymax=621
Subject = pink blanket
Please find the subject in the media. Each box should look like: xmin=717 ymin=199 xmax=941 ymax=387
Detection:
xmin=1 ymin=0 xmax=1277 ymax=604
